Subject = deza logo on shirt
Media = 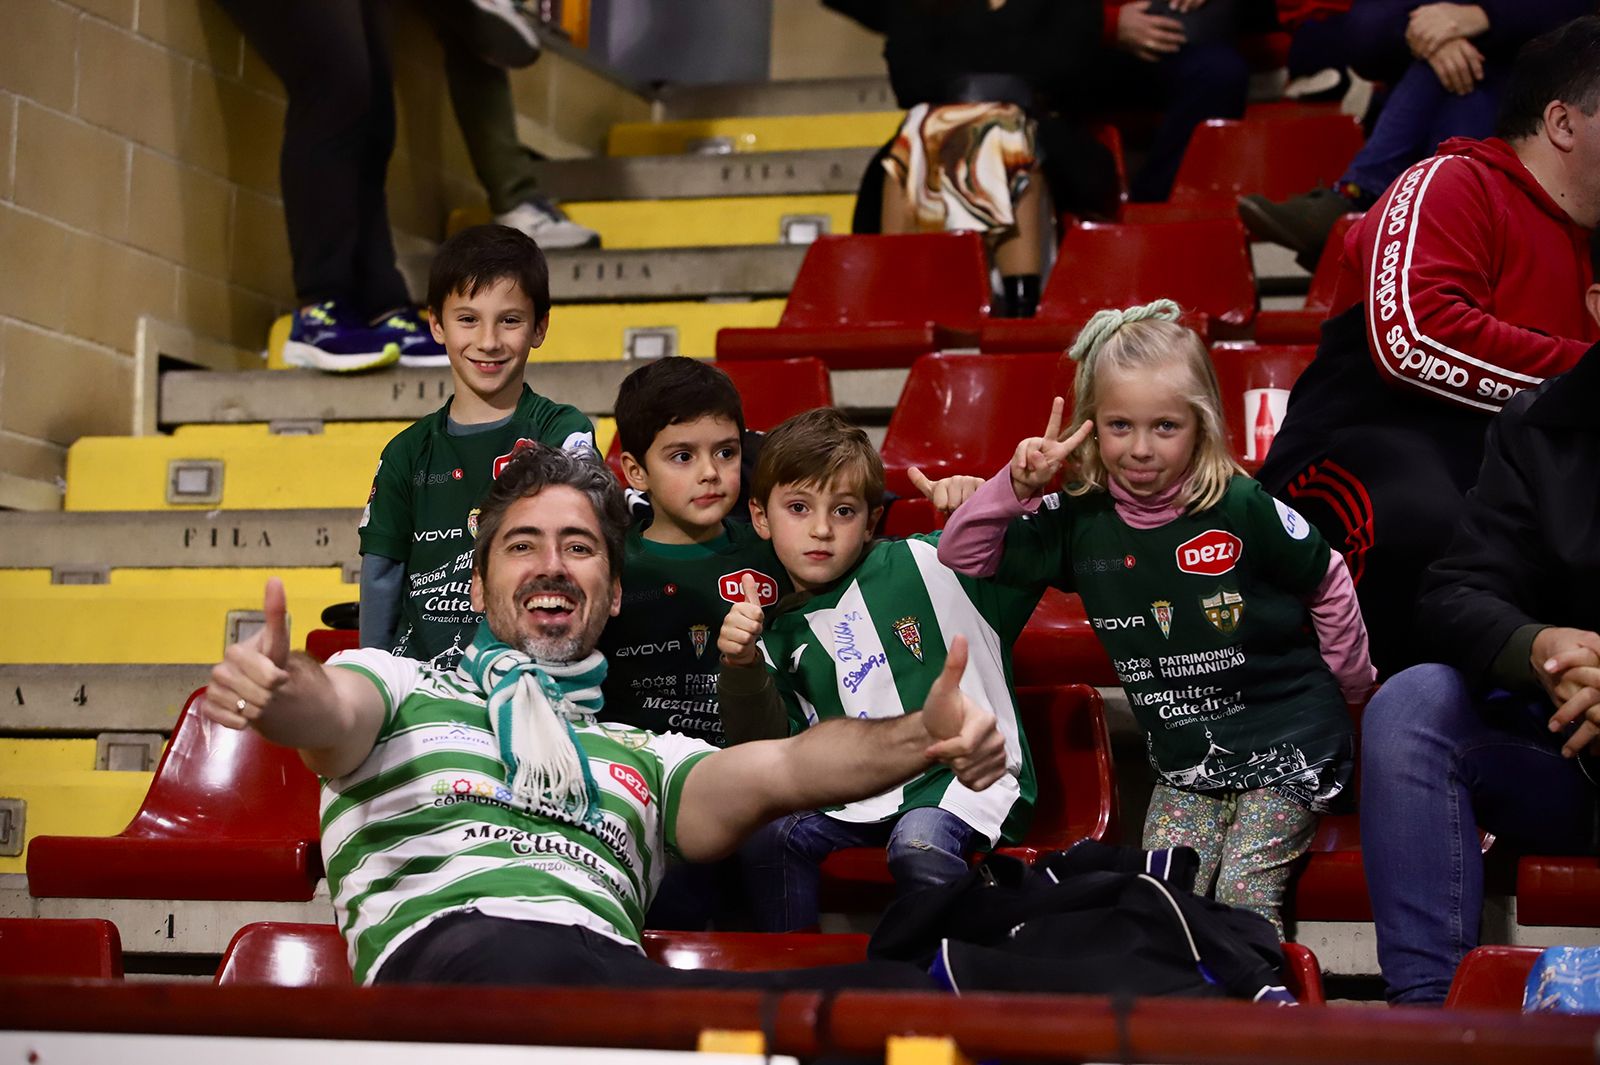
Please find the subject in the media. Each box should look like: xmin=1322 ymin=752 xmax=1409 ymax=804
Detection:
xmin=492 ymin=438 xmax=539 ymax=479
xmin=718 ymin=569 xmax=780 ymax=607
xmin=609 ymin=763 xmax=651 ymax=806
xmin=1175 ymin=530 xmax=1242 ymax=576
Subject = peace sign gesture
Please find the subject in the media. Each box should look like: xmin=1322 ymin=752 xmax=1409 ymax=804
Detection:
xmin=1010 ymin=397 xmax=1093 ymax=502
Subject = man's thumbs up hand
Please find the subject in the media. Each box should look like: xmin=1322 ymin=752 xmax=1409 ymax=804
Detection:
xmin=203 ymin=577 xmax=292 ymax=730
xmin=921 ymin=636 xmax=1008 ymax=790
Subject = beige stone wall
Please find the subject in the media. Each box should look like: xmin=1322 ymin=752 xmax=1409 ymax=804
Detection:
xmin=0 ymin=0 xmax=646 ymax=510
xmin=769 ymin=0 xmax=885 ymax=81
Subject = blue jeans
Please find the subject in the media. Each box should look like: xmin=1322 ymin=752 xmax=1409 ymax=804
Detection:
xmin=1341 ymin=59 xmax=1505 ymax=198
xmin=1360 ymin=664 xmax=1599 ymax=1005
xmin=742 ymin=807 xmax=976 ymax=932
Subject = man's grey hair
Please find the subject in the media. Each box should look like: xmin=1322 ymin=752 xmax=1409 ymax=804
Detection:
xmin=472 ymin=444 xmax=629 ymax=581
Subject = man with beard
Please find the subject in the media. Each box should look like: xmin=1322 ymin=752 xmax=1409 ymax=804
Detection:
xmin=202 ymin=444 xmax=1005 ymax=987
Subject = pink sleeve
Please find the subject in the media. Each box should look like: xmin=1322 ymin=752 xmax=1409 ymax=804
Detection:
xmin=936 ymin=466 xmax=1041 ymax=577
xmin=1305 ymin=552 xmax=1378 ymax=703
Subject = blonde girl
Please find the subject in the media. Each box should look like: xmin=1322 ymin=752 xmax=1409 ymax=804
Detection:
xmin=937 ymin=299 xmax=1376 ymax=935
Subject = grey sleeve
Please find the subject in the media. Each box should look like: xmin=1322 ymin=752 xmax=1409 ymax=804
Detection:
xmin=717 ymin=662 xmax=789 ymax=745
xmin=360 ymin=553 xmax=406 ymax=649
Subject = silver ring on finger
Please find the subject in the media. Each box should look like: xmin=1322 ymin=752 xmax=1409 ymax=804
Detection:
xmin=236 ymin=698 xmax=248 ymax=713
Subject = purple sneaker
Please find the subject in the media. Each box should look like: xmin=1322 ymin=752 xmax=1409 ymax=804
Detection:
xmin=378 ymin=308 xmax=450 ymax=368
xmin=282 ymin=301 xmax=401 ymax=373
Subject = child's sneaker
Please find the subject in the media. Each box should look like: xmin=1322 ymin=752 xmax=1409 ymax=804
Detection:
xmin=495 ymin=196 xmax=601 ymax=250
xmin=282 ymin=301 xmax=401 ymax=373
xmin=378 ymin=308 xmax=451 ymax=368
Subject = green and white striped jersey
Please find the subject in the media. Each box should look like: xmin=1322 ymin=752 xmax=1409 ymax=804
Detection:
xmin=757 ymin=534 xmax=1041 ymax=846
xmin=324 ymin=648 xmax=715 ymax=984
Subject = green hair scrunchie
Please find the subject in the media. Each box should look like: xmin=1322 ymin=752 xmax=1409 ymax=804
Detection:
xmin=1066 ymin=298 xmax=1183 ymax=363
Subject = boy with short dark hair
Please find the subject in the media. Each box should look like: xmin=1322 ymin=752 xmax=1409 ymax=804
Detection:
xmin=718 ymin=407 xmax=1041 ymax=930
xmin=359 ymin=225 xmax=596 ymax=671
xmin=597 ymin=357 xmax=788 ymax=746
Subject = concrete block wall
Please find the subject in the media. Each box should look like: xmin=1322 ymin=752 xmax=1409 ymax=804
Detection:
xmin=0 ymin=0 xmax=649 ymax=511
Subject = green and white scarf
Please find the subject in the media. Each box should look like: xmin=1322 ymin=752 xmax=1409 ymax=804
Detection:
xmin=459 ymin=623 xmax=609 ymax=829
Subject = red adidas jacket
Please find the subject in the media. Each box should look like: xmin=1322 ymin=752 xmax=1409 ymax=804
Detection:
xmin=1330 ymin=136 xmax=1597 ymax=414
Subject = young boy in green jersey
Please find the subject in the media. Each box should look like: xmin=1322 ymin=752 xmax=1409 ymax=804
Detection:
xmin=359 ymin=225 xmax=595 ymax=672
xmin=717 ymin=407 xmax=1042 ymax=931
xmin=597 ymin=357 xmax=788 ymax=747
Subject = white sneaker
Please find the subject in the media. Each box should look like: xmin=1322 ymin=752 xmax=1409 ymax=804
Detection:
xmin=495 ymin=198 xmax=601 ymax=250
xmin=458 ymin=0 xmax=542 ymax=69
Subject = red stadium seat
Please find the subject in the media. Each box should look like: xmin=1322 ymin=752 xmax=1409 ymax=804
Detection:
xmin=821 ymin=683 xmax=1119 ymax=907
xmin=1089 ymin=122 xmax=1131 ymax=219
xmin=1013 ymin=588 xmax=1119 ymax=688
xmin=214 ymin=922 xmax=869 ymax=986
xmin=1516 ymin=856 xmax=1600 ymax=926
xmin=215 ymin=922 xmax=349 ymax=986
xmin=1289 ymin=815 xmax=1497 ymax=925
xmin=1209 ymin=342 xmax=1317 ymax=473
xmin=1282 ymin=942 xmax=1326 ymax=1005
xmin=306 ymin=628 xmax=359 ymax=663
xmin=1444 ymin=945 xmax=1542 ymax=1009
xmin=981 ymin=219 xmax=1254 ymax=353
xmin=1253 ymin=214 xmax=1360 ymax=344
xmin=879 ymin=352 xmax=1066 ymax=499
xmin=717 ymin=233 xmax=989 ymax=369
xmin=716 ymin=356 xmax=834 ymax=429
xmin=27 ymin=689 xmax=324 ymax=902
xmin=0 ymin=917 xmax=123 ymax=979
xmin=1287 ymin=813 xmax=1371 ymax=922
xmin=642 ymin=930 xmax=868 ymax=971
xmin=1121 ymin=115 xmax=1364 ymax=223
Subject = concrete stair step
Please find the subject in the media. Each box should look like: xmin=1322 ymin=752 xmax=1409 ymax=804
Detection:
xmin=530 ymin=147 xmax=875 ymax=201
xmin=608 ymin=111 xmax=901 ymax=157
xmin=654 ymin=77 xmax=895 ymax=120
xmin=0 ymin=664 xmax=207 ymax=734
xmin=159 ymin=365 xmax=910 ymax=428
xmin=0 ymin=509 xmax=360 ymax=572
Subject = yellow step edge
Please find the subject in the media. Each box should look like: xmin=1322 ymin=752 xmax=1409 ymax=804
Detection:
xmin=608 ymin=112 xmax=903 ymax=156
xmin=696 ymin=1030 xmax=765 ymax=1054
xmin=263 ymin=298 xmax=787 ymax=367
xmin=66 ymin=422 xmax=411 ymax=511
xmin=532 ymin=300 xmax=785 ymax=362
xmin=885 ymin=1035 xmax=972 ymax=1065
xmin=0 ymin=739 xmax=154 ymax=875
xmin=450 ymin=196 xmax=854 ymax=249
xmin=64 ymin=419 xmax=619 ymax=512
xmin=0 ymin=567 xmax=352 ymax=664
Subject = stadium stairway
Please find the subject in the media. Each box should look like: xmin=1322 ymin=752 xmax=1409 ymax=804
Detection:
xmin=11 ymin=73 xmax=1585 ymax=983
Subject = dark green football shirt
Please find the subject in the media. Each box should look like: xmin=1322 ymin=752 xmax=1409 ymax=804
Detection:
xmin=994 ymin=476 xmax=1352 ymax=811
xmin=359 ymin=385 xmax=595 ymax=671
xmin=597 ymin=516 xmax=788 ymax=746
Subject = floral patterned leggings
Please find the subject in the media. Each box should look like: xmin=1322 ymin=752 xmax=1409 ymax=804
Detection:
xmin=1142 ymin=785 xmax=1318 ymax=938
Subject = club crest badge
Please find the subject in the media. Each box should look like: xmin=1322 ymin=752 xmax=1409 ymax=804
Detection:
xmin=689 ymin=623 xmax=709 ymax=659
xmin=467 ymin=507 xmax=481 ymax=539
xmin=893 ymin=616 xmax=924 ymax=661
xmin=1151 ymin=600 xmax=1173 ymax=639
xmin=1200 ymin=588 xmax=1245 ymax=636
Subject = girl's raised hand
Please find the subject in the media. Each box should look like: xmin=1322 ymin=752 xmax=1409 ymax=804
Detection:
xmin=1009 ymin=397 xmax=1093 ymax=501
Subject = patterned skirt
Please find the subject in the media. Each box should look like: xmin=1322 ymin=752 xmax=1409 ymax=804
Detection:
xmin=883 ymin=101 xmax=1038 ymax=235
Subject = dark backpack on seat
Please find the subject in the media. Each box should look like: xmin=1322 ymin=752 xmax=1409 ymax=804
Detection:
xmin=868 ymin=845 xmax=1294 ymax=1003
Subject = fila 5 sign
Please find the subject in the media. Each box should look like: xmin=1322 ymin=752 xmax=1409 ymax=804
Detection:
xmin=718 ymin=569 xmax=780 ymax=607
xmin=1175 ymin=530 xmax=1242 ymax=576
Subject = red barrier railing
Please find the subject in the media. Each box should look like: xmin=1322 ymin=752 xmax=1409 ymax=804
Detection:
xmin=2 ymin=982 xmax=1595 ymax=1064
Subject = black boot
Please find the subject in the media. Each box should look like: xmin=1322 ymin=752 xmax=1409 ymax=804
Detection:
xmin=998 ymin=273 xmax=1040 ymax=318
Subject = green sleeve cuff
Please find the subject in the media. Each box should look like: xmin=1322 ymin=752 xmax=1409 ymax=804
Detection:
xmin=1488 ymin=624 xmax=1548 ymax=692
